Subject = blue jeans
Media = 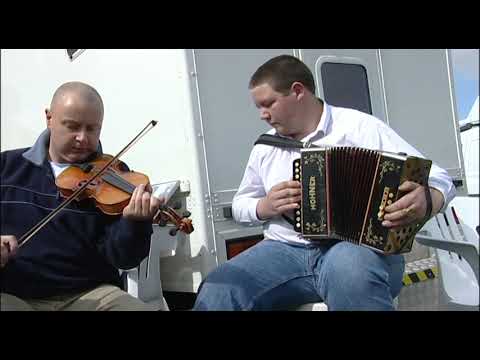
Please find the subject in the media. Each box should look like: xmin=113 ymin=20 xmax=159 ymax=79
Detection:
xmin=193 ymin=239 xmax=405 ymax=311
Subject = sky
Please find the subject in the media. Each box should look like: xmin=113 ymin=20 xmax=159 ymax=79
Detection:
xmin=451 ymin=49 xmax=479 ymax=121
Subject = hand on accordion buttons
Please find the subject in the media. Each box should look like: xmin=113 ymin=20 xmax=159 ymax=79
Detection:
xmin=381 ymin=181 xmax=428 ymax=229
xmin=257 ymin=180 xmax=302 ymax=220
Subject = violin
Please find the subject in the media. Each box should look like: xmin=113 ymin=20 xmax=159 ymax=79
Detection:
xmin=154 ymin=205 xmax=194 ymax=236
xmin=18 ymin=120 xmax=193 ymax=249
xmin=56 ymin=154 xmax=150 ymax=216
xmin=55 ymin=154 xmax=194 ymax=235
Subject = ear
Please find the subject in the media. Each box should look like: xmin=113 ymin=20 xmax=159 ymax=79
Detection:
xmin=45 ymin=108 xmax=52 ymax=128
xmin=291 ymin=82 xmax=306 ymax=100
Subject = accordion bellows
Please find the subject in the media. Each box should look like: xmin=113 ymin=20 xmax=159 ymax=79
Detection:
xmin=292 ymin=147 xmax=432 ymax=254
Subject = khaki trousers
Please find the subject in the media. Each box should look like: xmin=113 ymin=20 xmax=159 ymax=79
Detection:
xmin=1 ymin=284 xmax=158 ymax=311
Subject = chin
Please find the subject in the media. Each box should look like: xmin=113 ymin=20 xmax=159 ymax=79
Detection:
xmin=277 ymin=129 xmax=293 ymax=137
xmin=66 ymin=153 xmax=91 ymax=164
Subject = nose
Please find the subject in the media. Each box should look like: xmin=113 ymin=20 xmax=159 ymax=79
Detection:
xmin=260 ymin=108 xmax=270 ymax=121
xmin=75 ymin=130 xmax=88 ymax=144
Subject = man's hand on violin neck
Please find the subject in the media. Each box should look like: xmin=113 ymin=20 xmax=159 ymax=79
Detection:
xmin=122 ymin=184 xmax=164 ymax=221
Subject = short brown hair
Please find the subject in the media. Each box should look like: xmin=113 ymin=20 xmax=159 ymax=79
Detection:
xmin=249 ymin=55 xmax=316 ymax=95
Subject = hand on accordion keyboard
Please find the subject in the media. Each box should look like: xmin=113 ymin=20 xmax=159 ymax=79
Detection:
xmin=256 ymin=180 xmax=302 ymax=220
xmin=382 ymin=181 xmax=429 ymax=229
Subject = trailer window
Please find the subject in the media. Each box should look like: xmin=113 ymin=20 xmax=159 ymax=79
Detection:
xmin=321 ymin=62 xmax=372 ymax=115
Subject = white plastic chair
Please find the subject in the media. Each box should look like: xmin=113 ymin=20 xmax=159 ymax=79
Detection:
xmin=123 ymin=182 xmax=188 ymax=311
xmin=123 ymin=224 xmax=179 ymax=311
xmin=415 ymin=205 xmax=479 ymax=310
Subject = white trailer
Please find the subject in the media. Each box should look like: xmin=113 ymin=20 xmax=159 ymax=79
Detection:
xmin=1 ymin=49 xmax=473 ymax=309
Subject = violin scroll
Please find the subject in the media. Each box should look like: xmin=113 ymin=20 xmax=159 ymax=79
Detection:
xmin=154 ymin=205 xmax=194 ymax=236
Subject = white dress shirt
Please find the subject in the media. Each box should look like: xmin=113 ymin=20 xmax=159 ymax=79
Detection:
xmin=49 ymin=161 xmax=70 ymax=178
xmin=232 ymin=102 xmax=456 ymax=245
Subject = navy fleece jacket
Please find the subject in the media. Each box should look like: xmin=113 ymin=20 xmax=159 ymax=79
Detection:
xmin=1 ymin=130 xmax=152 ymax=298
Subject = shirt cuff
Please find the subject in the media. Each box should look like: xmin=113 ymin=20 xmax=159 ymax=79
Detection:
xmin=428 ymin=181 xmax=453 ymax=214
xmin=249 ymin=198 xmax=267 ymax=225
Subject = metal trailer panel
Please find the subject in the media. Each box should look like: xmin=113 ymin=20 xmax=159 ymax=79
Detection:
xmin=379 ymin=49 xmax=464 ymax=185
xmin=164 ymin=50 xmax=294 ymax=278
xmin=191 ymin=49 xmax=294 ymax=197
xmin=161 ymin=49 xmax=297 ymax=291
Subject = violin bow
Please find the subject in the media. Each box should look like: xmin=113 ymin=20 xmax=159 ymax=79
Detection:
xmin=18 ymin=120 xmax=158 ymax=248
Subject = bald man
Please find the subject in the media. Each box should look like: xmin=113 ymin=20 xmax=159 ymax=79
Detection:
xmin=1 ymin=82 xmax=163 ymax=311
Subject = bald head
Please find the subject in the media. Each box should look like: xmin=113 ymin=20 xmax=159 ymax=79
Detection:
xmin=50 ymin=81 xmax=104 ymax=117
xmin=46 ymin=81 xmax=104 ymax=164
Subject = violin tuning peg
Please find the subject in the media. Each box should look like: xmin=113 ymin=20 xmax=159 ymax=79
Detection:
xmin=169 ymin=228 xmax=178 ymax=237
xmin=182 ymin=211 xmax=191 ymax=218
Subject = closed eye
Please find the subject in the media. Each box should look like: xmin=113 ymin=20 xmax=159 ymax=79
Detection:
xmin=260 ymin=100 xmax=274 ymax=109
xmin=63 ymin=120 xmax=80 ymax=131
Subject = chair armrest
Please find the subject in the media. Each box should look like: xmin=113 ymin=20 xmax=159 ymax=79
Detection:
xmin=416 ymin=235 xmax=479 ymax=283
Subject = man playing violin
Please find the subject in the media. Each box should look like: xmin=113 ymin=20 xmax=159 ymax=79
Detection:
xmin=1 ymin=81 xmax=163 ymax=311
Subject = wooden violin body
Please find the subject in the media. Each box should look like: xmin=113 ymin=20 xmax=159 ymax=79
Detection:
xmin=55 ymin=154 xmax=194 ymax=235
xmin=56 ymin=154 xmax=149 ymax=215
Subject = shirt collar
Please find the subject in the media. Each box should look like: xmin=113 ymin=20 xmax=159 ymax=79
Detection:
xmin=315 ymin=98 xmax=330 ymax=137
xmin=22 ymin=129 xmax=103 ymax=166
xmin=301 ymin=98 xmax=330 ymax=142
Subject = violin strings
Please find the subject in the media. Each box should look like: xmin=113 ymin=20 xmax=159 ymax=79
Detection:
xmin=102 ymin=170 xmax=136 ymax=194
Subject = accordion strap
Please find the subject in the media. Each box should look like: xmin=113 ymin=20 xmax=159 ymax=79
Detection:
xmin=254 ymin=134 xmax=319 ymax=149
xmin=281 ymin=214 xmax=296 ymax=226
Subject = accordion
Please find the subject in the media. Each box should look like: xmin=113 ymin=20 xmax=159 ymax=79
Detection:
xmin=292 ymin=147 xmax=432 ymax=255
